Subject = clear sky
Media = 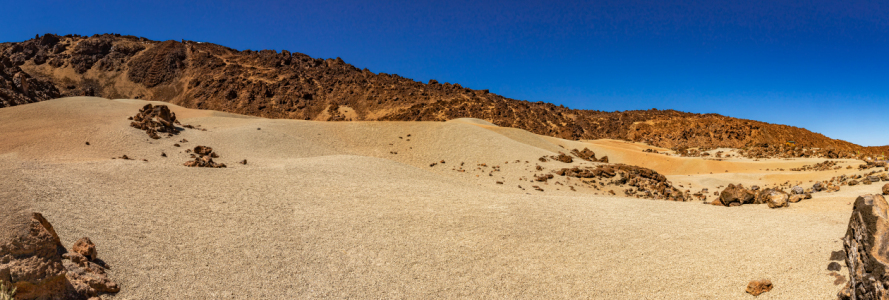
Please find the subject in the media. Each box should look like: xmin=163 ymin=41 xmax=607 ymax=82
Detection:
xmin=3 ymin=0 xmax=888 ymax=146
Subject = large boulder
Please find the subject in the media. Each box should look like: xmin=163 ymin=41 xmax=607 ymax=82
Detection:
xmin=840 ymin=194 xmax=889 ymax=299
xmin=718 ymin=184 xmax=755 ymax=206
xmin=788 ymin=194 xmax=805 ymax=203
xmin=767 ymin=191 xmax=789 ymax=208
xmin=0 ymin=212 xmax=68 ymax=300
xmin=0 ymin=212 xmax=119 ymax=299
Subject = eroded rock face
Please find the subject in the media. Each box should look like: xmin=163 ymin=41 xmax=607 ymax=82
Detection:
xmin=0 ymin=213 xmax=67 ymax=300
xmin=840 ymin=194 xmax=889 ymax=299
xmin=129 ymin=104 xmax=179 ymax=139
xmin=0 ymin=212 xmax=118 ymax=300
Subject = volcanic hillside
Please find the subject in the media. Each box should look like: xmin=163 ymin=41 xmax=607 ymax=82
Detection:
xmin=1 ymin=33 xmax=885 ymax=156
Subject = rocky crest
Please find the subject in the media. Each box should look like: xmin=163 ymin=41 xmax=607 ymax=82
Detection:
xmin=2 ymin=33 xmax=887 ymax=157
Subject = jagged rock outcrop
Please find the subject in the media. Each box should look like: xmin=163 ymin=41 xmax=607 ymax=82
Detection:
xmin=129 ymin=104 xmax=179 ymax=139
xmin=2 ymin=33 xmax=888 ymax=156
xmin=0 ymin=212 xmax=118 ymax=300
xmin=839 ymin=194 xmax=889 ymax=299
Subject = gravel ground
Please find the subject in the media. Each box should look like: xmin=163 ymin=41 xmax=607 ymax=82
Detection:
xmin=0 ymin=98 xmax=871 ymax=299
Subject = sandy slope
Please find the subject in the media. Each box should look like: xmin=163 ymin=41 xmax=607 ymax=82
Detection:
xmin=1 ymin=97 xmax=884 ymax=299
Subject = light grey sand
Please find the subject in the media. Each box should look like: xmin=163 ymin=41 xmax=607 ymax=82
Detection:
xmin=1 ymin=97 xmax=874 ymax=299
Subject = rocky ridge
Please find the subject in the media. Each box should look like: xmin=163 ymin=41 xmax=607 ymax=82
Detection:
xmin=2 ymin=33 xmax=887 ymax=157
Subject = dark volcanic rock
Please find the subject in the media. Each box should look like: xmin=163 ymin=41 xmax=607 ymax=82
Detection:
xmin=840 ymin=194 xmax=889 ymax=299
xmin=127 ymin=40 xmax=186 ymax=87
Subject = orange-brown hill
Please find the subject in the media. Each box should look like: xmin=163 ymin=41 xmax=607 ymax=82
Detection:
xmin=1 ymin=33 xmax=886 ymax=156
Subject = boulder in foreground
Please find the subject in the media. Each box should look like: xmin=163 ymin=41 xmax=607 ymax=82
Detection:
xmin=839 ymin=194 xmax=889 ymax=299
xmin=0 ymin=212 xmax=119 ymax=299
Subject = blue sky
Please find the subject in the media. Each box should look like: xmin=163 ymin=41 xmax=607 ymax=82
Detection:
xmin=3 ymin=0 xmax=888 ymax=145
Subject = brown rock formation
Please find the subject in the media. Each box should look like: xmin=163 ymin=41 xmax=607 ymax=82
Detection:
xmin=129 ymin=104 xmax=179 ymax=139
xmin=0 ymin=212 xmax=118 ymax=300
xmin=555 ymin=164 xmax=684 ymax=201
xmin=183 ymin=146 xmax=226 ymax=168
xmin=3 ymin=33 xmax=888 ymax=156
xmin=840 ymin=194 xmax=889 ymax=299
xmin=746 ymin=279 xmax=773 ymax=296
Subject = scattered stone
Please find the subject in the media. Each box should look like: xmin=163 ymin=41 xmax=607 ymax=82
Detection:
xmin=173 ymin=143 xmax=180 ymax=147
xmin=496 ymin=181 xmax=503 ymax=184
xmin=240 ymin=159 xmax=247 ymax=165
xmin=161 ymin=152 xmax=166 ymax=157
xmin=830 ymin=250 xmax=845 ymax=261
xmin=599 ymin=156 xmax=609 ymax=163
xmin=550 ymin=153 xmax=573 ymax=163
xmin=849 ymin=180 xmax=859 ymax=186
xmin=745 ymin=279 xmax=773 ymax=296
xmin=830 ymin=271 xmax=847 ymax=286
xmin=791 ymin=185 xmax=804 ymax=195
xmin=129 ymin=104 xmax=179 ymax=139
xmin=85 ymin=141 xmax=90 ymax=145
xmin=180 ymin=139 xmax=188 ymax=143
xmin=884 ymin=184 xmax=889 ymax=195
xmin=788 ymin=194 xmax=804 ymax=203
xmin=827 ymin=261 xmax=842 ymax=271
xmin=71 ymin=237 xmax=97 ymax=261
xmin=183 ymin=146 xmax=226 ymax=168
xmin=839 ymin=194 xmax=889 ymax=299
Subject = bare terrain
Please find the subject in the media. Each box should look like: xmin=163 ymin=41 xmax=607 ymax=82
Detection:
xmin=3 ymin=97 xmax=887 ymax=299
xmin=2 ymin=34 xmax=887 ymax=158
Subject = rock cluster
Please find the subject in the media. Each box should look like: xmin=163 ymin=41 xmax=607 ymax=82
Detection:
xmin=713 ymin=184 xmax=808 ymax=208
xmin=183 ymin=146 xmax=226 ymax=168
xmin=838 ymin=194 xmax=889 ymax=299
xmin=791 ymin=160 xmax=839 ymax=171
xmin=129 ymin=104 xmax=179 ymax=139
xmin=570 ymin=148 xmax=596 ymax=161
xmin=554 ymin=164 xmax=685 ymax=201
xmin=0 ymin=212 xmax=119 ymax=299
